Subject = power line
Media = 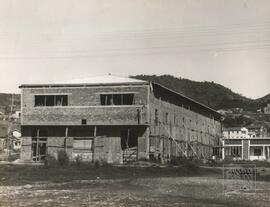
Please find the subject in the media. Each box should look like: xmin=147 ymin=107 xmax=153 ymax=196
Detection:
xmin=0 ymin=42 xmax=269 ymax=59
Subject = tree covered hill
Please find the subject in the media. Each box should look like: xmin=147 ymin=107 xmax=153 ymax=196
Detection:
xmin=131 ymin=75 xmax=269 ymax=111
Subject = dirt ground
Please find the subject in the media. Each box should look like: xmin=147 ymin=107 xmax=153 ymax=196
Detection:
xmin=0 ymin=173 xmax=270 ymax=207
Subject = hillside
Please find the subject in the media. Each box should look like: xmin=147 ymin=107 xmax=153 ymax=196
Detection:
xmin=256 ymin=93 xmax=270 ymax=105
xmin=131 ymin=75 xmax=269 ymax=111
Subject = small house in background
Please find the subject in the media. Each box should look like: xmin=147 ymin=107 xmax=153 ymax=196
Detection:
xmin=223 ymin=127 xmax=249 ymax=139
xmin=263 ymin=103 xmax=270 ymax=114
xmin=11 ymin=130 xmax=21 ymax=150
xmin=10 ymin=111 xmax=21 ymax=123
xmin=246 ymin=125 xmax=268 ymax=137
xmin=222 ymin=125 xmax=270 ymax=161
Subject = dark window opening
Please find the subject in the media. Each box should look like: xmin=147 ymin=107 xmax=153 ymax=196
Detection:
xmin=69 ymin=127 xmax=94 ymax=137
xmin=154 ymin=109 xmax=159 ymax=125
xmin=100 ymin=94 xmax=134 ymax=105
xmin=113 ymin=94 xmax=122 ymax=105
xmin=46 ymin=95 xmax=54 ymax=106
xmin=34 ymin=95 xmax=68 ymax=107
xmin=81 ymin=119 xmax=87 ymax=125
xmin=31 ymin=129 xmax=38 ymax=137
xmin=122 ymin=94 xmax=134 ymax=105
xmin=56 ymin=95 xmax=68 ymax=106
xmin=39 ymin=130 xmax=48 ymax=137
xmin=254 ymin=148 xmax=262 ymax=156
xmin=31 ymin=129 xmax=47 ymax=138
xmin=35 ymin=95 xmax=45 ymax=106
xmin=100 ymin=94 xmax=113 ymax=105
xmin=165 ymin=112 xmax=169 ymax=124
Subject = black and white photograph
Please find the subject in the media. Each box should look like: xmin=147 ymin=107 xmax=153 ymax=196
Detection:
xmin=0 ymin=0 xmax=270 ymax=206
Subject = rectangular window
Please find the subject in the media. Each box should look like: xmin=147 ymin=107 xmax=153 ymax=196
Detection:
xmin=122 ymin=94 xmax=134 ymax=105
xmin=35 ymin=95 xmax=46 ymax=106
xmin=81 ymin=119 xmax=87 ymax=125
xmin=165 ymin=112 xmax=169 ymax=124
xmin=154 ymin=109 xmax=159 ymax=125
xmin=34 ymin=95 xmax=68 ymax=107
xmin=56 ymin=95 xmax=68 ymax=106
xmin=100 ymin=94 xmax=134 ymax=105
xmin=45 ymin=95 xmax=54 ymax=106
xmin=254 ymin=148 xmax=262 ymax=156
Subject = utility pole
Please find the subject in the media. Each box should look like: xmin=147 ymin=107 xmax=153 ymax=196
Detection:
xmin=10 ymin=93 xmax=14 ymax=115
xmin=6 ymin=94 xmax=15 ymax=161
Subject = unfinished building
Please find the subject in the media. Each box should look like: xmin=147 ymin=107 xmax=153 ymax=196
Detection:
xmin=19 ymin=75 xmax=222 ymax=164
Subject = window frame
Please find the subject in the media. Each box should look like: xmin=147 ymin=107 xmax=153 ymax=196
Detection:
xmin=100 ymin=93 xmax=135 ymax=106
xmin=34 ymin=95 xmax=68 ymax=107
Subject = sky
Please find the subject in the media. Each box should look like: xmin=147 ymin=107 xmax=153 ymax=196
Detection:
xmin=0 ymin=0 xmax=269 ymax=99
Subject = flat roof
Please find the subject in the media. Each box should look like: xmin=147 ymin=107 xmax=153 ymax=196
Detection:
xmin=223 ymin=137 xmax=270 ymax=140
xmin=19 ymin=75 xmax=148 ymax=88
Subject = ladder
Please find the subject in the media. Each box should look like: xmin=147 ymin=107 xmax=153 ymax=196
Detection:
xmin=123 ymin=147 xmax=137 ymax=163
xmin=161 ymin=124 xmax=188 ymax=158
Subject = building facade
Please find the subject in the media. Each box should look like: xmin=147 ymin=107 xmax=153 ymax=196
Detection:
xmin=222 ymin=126 xmax=270 ymax=161
xmin=246 ymin=125 xmax=268 ymax=137
xmin=223 ymin=127 xmax=249 ymax=139
xmin=222 ymin=137 xmax=270 ymax=161
xmin=19 ymin=75 xmax=222 ymax=164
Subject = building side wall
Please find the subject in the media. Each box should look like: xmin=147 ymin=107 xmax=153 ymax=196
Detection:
xmin=148 ymin=91 xmax=221 ymax=161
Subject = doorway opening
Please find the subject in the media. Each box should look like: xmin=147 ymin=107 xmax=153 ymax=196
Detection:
xmin=31 ymin=129 xmax=47 ymax=162
xmin=32 ymin=138 xmax=47 ymax=162
xmin=121 ymin=128 xmax=138 ymax=163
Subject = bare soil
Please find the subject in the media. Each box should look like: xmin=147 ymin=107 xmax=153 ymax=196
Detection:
xmin=0 ymin=165 xmax=269 ymax=207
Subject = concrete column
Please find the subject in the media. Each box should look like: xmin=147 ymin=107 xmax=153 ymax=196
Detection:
xmin=137 ymin=127 xmax=150 ymax=160
xmin=20 ymin=137 xmax=32 ymax=161
xmin=222 ymin=140 xmax=225 ymax=160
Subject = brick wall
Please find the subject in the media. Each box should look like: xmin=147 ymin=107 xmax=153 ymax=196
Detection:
xmin=21 ymin=85 xmax=149 ymax=126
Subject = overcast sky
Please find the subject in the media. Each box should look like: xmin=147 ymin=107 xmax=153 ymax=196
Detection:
xmin=0 ymin=0 xmax=269 ymax=99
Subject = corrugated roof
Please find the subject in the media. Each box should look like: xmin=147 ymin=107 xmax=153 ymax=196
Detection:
xmin=151 ymin=82 xmax=222 ymax=119
xmin=19 ymin=75 xmax=148 ymax=88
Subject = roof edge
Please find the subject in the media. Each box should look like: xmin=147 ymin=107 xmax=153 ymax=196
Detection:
xmin=19 ymin=81 xmax=149 ymax=88
xmin=151 ymin=82 xmax=222 ymax=118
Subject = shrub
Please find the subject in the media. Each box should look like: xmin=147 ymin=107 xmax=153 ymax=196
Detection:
xmin=57 ymin=150 xmax=69 ymax=167
xmin=75 ymin=155 xmax=83 ymax=168
xmin=94 ymin=160 xmax=101 ymax=168
xmin=184 ymin=161 xmax=200 ymax=172
xmin=169 ymin=156 xmax=200 ymax=172
xmin=170 ymin=156 xmax=191 ymax=166
xmin=44 ymin=155 xmax=58 ymax=168
xmin=94 ymin=159 xmax=111 ymax=168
